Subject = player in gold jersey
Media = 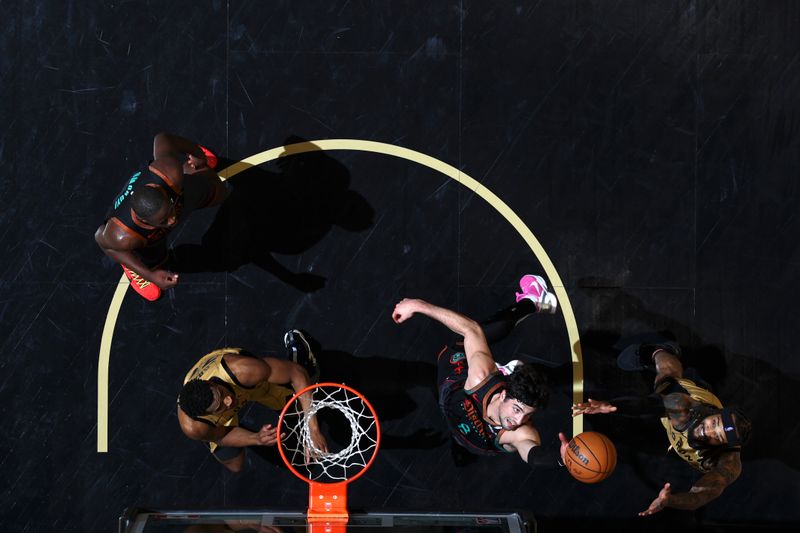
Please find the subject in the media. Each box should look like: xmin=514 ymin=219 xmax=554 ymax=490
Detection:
xmin=572 ymin=342 xmax=751 ymax=515
xmin=177 ymin=330 xmax=325 ymax=472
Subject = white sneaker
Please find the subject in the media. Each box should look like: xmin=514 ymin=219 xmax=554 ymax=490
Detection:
xmin=496 ymin=359 xmax=524 ymax=376
xmin=284 ymin=329 xmax=320 ymax=383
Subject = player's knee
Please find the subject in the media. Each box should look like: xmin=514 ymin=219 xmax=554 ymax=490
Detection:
xmin=654 ymin=350 xmax=683 ymax=380
xmin=217 ymin=450 xmax=246 ymax=473
xmin=223 ymin=456 xmax=246 ymax=473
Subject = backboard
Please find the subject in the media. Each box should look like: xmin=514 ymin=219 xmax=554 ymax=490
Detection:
xmin=119 ymin=509 xmax=535 ymax=532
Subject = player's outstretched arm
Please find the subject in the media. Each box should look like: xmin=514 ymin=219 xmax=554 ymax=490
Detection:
xmin=571 ymin=398 xmax=617 ymax=417
xmin=392 ymin=298 xmax=495 ymax=384
xmin=639 ymin=483 xmax=672 ymax=516
xmin=500 ymin=424 xmax=541 ymax=462
xmin=502 ymin=427 xmax=570 ymax=470
xmin=392 ymin=298 xmax=478 ymax=335
xmin=573 ymin=395 xmax=665 ymax=419
xmin=260 ymin=357 xmax=329 ymax=455
xmin=217 ymin=424 xmax=281 ymax=447
xmin=640 ymin=452 xmax=741 ymax=515
xmin=177 ymin=407 xmax=279 ymax=447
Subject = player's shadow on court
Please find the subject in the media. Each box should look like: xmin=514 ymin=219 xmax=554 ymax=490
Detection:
xmin=312 ymin=348 xmax=447 ymax=451
xmin=209 ymin=345 xmax=447 ymax=472
xmin=577 ymin=276 xmax=800 ymax=470
xmin=172 ymin=137 xmax=374 ymax=292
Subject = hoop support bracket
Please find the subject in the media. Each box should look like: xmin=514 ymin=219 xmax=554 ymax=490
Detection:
xmin=308 ymin=482 xmax=348 ymax=533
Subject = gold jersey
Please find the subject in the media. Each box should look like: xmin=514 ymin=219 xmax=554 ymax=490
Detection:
xmin=659 ymin=378 xmax=723 ymax=472
xmin=181 ymin=348 xmax=294 ymax=451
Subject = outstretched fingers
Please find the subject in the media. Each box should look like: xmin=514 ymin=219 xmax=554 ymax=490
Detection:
xmin=638 ymin=483 xmax=671 ymax=517
xmin=258 ymin=424 xmax=280 ymax=446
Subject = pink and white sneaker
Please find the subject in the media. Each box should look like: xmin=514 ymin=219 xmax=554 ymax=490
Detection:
xmin=515 ymin=274 xmax=558 ymax=314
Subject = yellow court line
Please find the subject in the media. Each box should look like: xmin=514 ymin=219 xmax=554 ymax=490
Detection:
xmin=97 ymin=273 xmax=131 ymax=452
xmin=97 ymin=139 xmax=583 ymax=452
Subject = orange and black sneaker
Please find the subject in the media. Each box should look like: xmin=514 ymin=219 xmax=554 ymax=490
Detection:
xmin=198 ymin=145 xmax=218 ymax=169
xmin=121 ymin=265 xmax=162 ymax=301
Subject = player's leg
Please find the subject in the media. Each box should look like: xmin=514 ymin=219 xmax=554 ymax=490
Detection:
xmin=479 ymin=299 xmax=537 ymax=345
xmin=653 ymin=347 xmax=684 ymax=385
xmin=479 ymin=274 xmax=558 ymax=345
xmin=212 ymin=445 xmax=246 ymax=473
xmin=616 ymin=340 xmax=684 ymax=390
xmin=284 ymin=329 xmax=320 ymax=383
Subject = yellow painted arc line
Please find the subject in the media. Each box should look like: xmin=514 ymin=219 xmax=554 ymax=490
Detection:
xmin=97 ymin=139 xmax=583 ymax=453
xmin=97 ymin=273 xmax=130 ymax=452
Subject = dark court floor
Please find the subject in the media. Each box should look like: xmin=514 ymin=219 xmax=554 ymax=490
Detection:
xmin=2 ymin=1 xmax=799 ymax=532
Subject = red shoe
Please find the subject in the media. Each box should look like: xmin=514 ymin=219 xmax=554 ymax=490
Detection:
xmin=198 ymin=145 xmax=218 ymax=169
xmin=121 ymin=265 xmax=162 ymax=301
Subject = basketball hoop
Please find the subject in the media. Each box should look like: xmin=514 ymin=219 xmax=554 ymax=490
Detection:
xmin=277 ymin=383 xmax=381 ymax=533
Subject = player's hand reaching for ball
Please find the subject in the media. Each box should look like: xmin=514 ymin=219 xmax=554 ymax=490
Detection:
xmin=557 ymin=432 xmax=570 ymax=465
xmin=639 ymin=483 xmax=671 ymax=516
xmin=392 ymin=298 xmax=423 ymax=323
xmin=256 ymin=424 xmax=281 ymax=446
xmin=571 ymin=398 xmax=617 ymax=417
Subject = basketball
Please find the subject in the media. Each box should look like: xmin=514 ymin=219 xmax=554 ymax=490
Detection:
xmin=564 ymin=431 xmax=617 ymax=484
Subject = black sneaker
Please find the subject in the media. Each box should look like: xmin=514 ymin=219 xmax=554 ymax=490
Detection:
xmin=617 ymin=341 xmax=681 ymax=371
xmin=284 ymin=329 xmax=320 ymax=383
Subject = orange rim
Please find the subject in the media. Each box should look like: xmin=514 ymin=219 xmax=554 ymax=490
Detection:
xmin=277 ymin=382 xmax=381 ymax=486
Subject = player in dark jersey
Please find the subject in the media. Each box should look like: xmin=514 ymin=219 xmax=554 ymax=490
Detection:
xmin=392 ymin=275 xmax=570 ymax=467
xmin=94 ymin=132 xmax=228 ymax=301
xmin=572 ymin=342 xmax=751 ymax=515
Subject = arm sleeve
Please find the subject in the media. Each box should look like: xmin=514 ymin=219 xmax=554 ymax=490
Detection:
xmin=526 ymin=446 xmax=562 ymax=470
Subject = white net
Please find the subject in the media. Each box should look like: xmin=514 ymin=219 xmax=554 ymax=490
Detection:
xmin=280 ymin=384 xmax=379 ymax=483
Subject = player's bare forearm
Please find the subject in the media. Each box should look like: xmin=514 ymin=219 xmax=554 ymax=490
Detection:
xmin=393 ymin=299 xmax=494 ymax=381
xmin=217 ymin=427 xmax=259 ymax=448
xmin=407 ymin=299 xmax=482 ymax=339
xmin=95 ymin=229 xmax=157 ymax=279
xmin=101 ymin=247 xmax=157 ymax=280
xmin=514 ymin=437 xmax=540 ymax=463
xmin=290 ymin=364 xmax=322 ymax=431
xmin=664 ymin=485 xmax=724 ymax=511
xmin=667 ymin=453 xmax=740 ymax=510
xmin=96 ymin=240 xmax=178 ymax=288
xmin=278 ymin=363 xmax=327 ymax=454
xmin=421 ymin=304 xmax=491 ymax=371
xmin=393 ymin=299 xmax=495 ymax=383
